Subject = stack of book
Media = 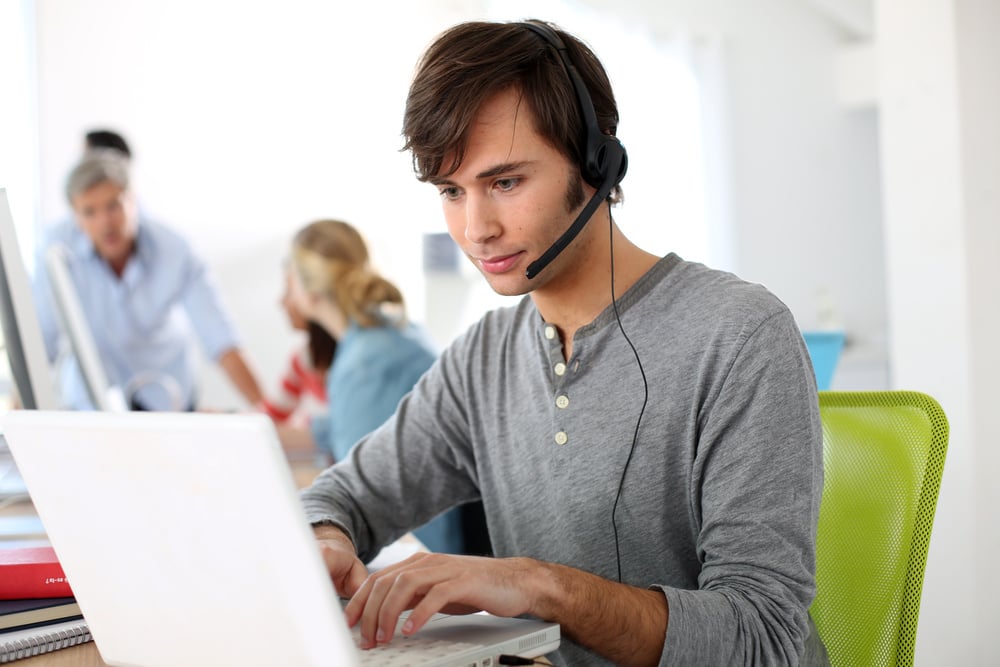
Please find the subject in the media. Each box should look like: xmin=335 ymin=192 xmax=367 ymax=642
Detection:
xmin=0 ymin=546 xmax=91 ymax=662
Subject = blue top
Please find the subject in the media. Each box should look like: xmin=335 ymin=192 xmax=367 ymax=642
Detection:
xmin=32 ymin=218 xmax=240 ymax=410
xmin=310 ymin=319 xmax=464 ymax=554
xmin=316 ymin=321 xmax=436 ymax=462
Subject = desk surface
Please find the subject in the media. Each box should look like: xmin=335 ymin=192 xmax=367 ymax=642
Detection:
xmin=1 ymin=457 xmax=326 ymax=666
xmin=12 ymin=642 xmax=104 ymax=667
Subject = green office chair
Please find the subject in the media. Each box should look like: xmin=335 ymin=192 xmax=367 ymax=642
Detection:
xmin=811 ymin=391 xmax=948 ymax=667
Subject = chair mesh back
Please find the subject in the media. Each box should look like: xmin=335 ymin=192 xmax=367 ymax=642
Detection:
xmin=812 ymin=391 xmax=948 ymax=667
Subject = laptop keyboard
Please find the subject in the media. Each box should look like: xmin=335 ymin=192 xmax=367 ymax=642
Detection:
xmin=349 ymin=612 xmax=486 ymax=666
xmin=353 ymin=633 xmax=484 ymax=666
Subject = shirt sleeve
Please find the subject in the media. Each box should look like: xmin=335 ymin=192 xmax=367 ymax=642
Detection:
xmin=261 ymin=348 xmax=311 ymax=422
xmin=176 ymin=244 xmax=240 ymax=360
xmin=657 ymin=309 xmax=824 ymax=666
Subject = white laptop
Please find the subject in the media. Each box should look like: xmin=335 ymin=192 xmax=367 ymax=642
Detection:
xmin=1 ymin=410 xmax=559 ymax=667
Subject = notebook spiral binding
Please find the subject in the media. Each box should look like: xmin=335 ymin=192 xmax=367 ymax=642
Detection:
xmin=0 ymin=620 xmax=92 ymax=663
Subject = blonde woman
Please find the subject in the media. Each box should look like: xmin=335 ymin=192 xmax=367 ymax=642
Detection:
xmin=286 ymin=219 xmax=465 ymax=554
xmin=259 ymin=266 xmax=335 ymax=427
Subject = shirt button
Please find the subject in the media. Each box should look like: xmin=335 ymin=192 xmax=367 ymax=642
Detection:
xmin=554 ymin=431 xmax=568 ymax=445
xmin=555 ymin=395 xmax=569 ymax=409
xmin=544 ymin=326 xmax=556 ymax=340
xmin=554 ymin=362 xmax=566 ymax=376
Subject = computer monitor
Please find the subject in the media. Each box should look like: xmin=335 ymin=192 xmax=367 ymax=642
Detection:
xmin=0 ymin=187 xmax=58 ymax=502
xmin=0 ymin=187 xmax=57 ymax=411
xmin=44 ymin=242 xmax=128 ymax=412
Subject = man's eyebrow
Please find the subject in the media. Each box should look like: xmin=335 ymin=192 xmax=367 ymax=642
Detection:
xmin=429 ymin=161 xmax=532 ymax=186
xmin=476 ymin=161 xmax=531 ymax=180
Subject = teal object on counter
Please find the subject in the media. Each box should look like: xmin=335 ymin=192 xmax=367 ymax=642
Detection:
xmin=803 ymin=330 xmax=845 ymax=390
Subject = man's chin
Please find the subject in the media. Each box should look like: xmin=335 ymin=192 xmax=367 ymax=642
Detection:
xmin=480 ymin=273 xmax=532 ymax=298
xmin=98 ymin=245 xmax=129 ymax=265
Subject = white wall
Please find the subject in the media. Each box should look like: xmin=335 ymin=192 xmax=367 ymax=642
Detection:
xmin=0 ymin=0 xmax=40 ymax=269
xmin=877 ymin=0 xmax=1000 ymax=663
xmin=603 ymin=0 xmax=889 ymax=391
xmin=956 ymin=4 xmax=1000 ymax=661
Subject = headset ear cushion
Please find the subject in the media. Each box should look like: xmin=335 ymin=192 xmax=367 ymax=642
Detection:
xmin=586 ymin=135 xmax=628 ymax=189
xmin=606 ymin=137 xmax=628 ymax=186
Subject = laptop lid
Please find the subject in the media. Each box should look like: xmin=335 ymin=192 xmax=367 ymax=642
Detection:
xmin=1 ymin=410 xmax=559 ymax=667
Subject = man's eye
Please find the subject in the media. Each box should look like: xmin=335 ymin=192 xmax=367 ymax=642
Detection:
xmin=439 ymin=186 xmax=461 ymax=200
xmin=495 ymin=178 xmax=518 ymax=192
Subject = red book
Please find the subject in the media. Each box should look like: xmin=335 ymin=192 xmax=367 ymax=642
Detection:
xmin=0 ymin=546 xmax=73 ymax=599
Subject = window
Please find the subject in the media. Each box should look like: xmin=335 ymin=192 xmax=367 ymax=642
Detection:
xmin=0 ymin=0 xmax=39 ymax=274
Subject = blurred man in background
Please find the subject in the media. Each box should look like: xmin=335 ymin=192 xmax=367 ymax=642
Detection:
xmin=32 ymin=148 xmax=264 ymax=411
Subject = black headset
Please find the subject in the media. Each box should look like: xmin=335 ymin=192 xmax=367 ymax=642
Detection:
xmin=520 ymin=21 xmax=629 ymax=279
xmin=521 ymin=22 xmax=646 ymax=584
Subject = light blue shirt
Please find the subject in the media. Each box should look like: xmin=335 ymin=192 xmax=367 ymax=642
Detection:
xmin=310 ymin=319 xmax=465 ymax=554
xmin=32 ymin=218 xmax=240 ymax=410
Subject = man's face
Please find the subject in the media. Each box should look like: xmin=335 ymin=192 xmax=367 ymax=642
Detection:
xmin=70 ymin=180 xmax=137 ymax=268
xmin=432 ymin=88 xmax=592 ymax=297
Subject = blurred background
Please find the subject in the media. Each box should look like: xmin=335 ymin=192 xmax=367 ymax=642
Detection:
xmin=1 ymin=0 xmax=997 ymax=663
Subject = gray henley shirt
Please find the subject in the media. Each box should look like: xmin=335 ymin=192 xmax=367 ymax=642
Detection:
xmin=301 ymin=254 xmax=827 ymax=665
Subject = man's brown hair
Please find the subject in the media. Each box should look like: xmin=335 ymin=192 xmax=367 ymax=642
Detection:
xmin=402 ymin=20 xmax=622 ymax=201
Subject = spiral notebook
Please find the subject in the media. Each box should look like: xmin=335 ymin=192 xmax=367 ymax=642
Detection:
xmin=0 ymin=618 xmax=92 ymax=662
xmin=1 ymin=410 xmax=559 ymax=667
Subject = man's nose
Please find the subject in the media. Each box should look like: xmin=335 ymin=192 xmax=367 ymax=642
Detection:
xmin=101 ymin=205 xmax=124 ymax=228
xmin=90 ymin=210 xmax=111 ymax=230
xmin=464 ymin=194 xmax=501 ymax=245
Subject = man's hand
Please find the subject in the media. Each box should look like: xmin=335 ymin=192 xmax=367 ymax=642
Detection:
xmin=314 ymin=525 xmax=368 ymax=597
xmin=344 ymin=552 xmax=544 ymax=650
xmin=343 ymin=549 xmax=668 ymax=666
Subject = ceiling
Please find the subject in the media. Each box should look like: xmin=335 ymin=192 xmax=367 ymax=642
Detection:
xmin=801 ymin=0 xmax=874 ymax=39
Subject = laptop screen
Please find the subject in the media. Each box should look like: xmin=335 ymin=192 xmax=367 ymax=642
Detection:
xmin=1 ymin=410 xmax=559 ymax=666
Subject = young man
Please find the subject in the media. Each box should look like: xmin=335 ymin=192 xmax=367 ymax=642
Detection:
xmin=302 ymin=20 xmax=828 ymax=666
xmin=33 ymin=149 xmax=264 ymax=411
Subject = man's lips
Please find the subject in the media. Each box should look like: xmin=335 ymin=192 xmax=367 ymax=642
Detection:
xmin=477 ymin=252 xmax=524 ymax=274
